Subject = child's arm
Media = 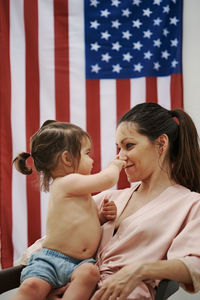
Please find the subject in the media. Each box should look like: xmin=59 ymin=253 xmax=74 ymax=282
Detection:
xmin=57 ymin=156 xmax=126 ymax=195
xmin=98 ymin=199 xmax=117 ymax=225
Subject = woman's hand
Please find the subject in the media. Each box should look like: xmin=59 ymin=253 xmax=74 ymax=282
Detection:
xmin=91 ymin=262 xmax=145 ymax=300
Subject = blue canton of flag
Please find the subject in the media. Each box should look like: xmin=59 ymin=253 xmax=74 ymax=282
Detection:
xmin=84 ymin=0 xmax=183 ymax=79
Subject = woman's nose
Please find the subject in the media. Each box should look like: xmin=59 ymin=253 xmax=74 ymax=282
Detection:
xmin=119 ymin=150 xmax=127 ymax=160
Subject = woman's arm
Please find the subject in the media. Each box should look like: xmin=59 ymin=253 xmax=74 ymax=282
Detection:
xmin=91 ymin=259 xmax=192 ymax=300
xmin=142 ymin=259 xmax=191 ymax=283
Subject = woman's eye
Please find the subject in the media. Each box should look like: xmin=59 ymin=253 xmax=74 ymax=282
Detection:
xmin=126 ymin=143 xmax=134 ymax=149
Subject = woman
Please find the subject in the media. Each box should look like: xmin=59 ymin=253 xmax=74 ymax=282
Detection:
xmin=17 ymin=103 xmax=200 ymax=300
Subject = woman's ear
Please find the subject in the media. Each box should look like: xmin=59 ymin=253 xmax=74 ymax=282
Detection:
xmin=156 ymin=134 xmax=169 ymax=155
xmin=61 ymin=150 xmax=72 ymax=167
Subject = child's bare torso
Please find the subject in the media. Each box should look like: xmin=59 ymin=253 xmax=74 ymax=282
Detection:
xmin=43 ymin=187 xmax=101 ymax=260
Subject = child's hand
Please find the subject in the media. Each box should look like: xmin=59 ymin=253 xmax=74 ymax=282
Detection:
xmin=101 ymin=199 xmax=117 ymax=221
xmin=109 ymin=155 xmax=127 ymax=170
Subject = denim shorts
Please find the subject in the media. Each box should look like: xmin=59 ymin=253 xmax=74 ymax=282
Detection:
xmin=20 ymin=248 xmax=96 ymax=288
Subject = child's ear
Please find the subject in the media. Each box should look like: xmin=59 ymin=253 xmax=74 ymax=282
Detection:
xmin=61 ymin=151 xmax=72 ymax=167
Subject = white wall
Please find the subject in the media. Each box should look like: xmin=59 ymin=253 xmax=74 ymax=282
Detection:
xmin=171 ymin=288 xmax=200 ymax=300
xmin=183 ymin=0 xmax=200 ymax=136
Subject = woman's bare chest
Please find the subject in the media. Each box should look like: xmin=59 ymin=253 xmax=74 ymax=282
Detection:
xmin=115 ymin=193 xmax=151 ymax=229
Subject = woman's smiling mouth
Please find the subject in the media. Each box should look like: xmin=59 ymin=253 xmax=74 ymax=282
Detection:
xmin=125 ymin=164 xmax=135 ymax=169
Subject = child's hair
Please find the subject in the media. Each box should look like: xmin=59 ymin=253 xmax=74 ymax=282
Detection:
xmin=119 ymin=102 xmax=200 ymax=193
xmin=13 ymin=120 xmax=91 ymax=191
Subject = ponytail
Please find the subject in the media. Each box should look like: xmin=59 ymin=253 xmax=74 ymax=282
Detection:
xmin=13 ymin=152 xmax=32 ymax=175
xmin=170 ymin=109 xmax=200 ymax=193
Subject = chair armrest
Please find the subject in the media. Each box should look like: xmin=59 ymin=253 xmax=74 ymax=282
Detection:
xmin=155 ymin=279 xmax=179 ymax=300
xmin=0 ymin=265 xmax=26 ymax=294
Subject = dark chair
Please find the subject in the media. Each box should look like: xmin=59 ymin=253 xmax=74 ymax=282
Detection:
xmin=155 ymin=279 xmax=179 ymax=300
xmin=0 ymin=265 xmax=25 ymax=294
xmin=0 ymin=265 xmax=179 ymax=299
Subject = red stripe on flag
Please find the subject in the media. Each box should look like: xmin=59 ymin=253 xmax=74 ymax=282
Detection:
xmin=116 ymin=79 xmax=131 ymax=189
xmin=86 ymin=80 xmax=101 ymax=174
xmin=170 ymin=73 xmax=183 ymax=109
xmin=24 ymin=1 xmax=41 ymax=246
xmin=54 ymin=0 xmax=70 ymax=122
xmin=146 ymin=77 xmax=158 ymax=103
xmin=0 ymin=0 xmax=13 ymax=268
xmin=116 ymin=79 xmax=131 ymax=123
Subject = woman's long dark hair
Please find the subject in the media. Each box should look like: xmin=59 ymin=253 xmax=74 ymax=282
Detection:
xmin=119 ymin=102 xmax=200 ymax=193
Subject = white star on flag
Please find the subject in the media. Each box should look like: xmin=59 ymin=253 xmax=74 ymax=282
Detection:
xmin=112 ymin=20 xmax=121 ymax=29
xmin=113 ymin=64 xmax=122 ymax=73
xmin=91 ymin=42 xmax=101 ymax=51
xmin=112 ymin=42 xmax=122 ymax=51
xmin=123 ymin=52 xmax=133 ymax=62
xmin=162 ymin=50 xmax=170 ymax=59
xmin=102 ymin=53 xmax=112 ymax=62
xmin=134 ymin=63 xmax=143 ymax=72
xmin=101 ymin=31 xmax=111 ymax=40
xmin=91 ymin=64 xmax=101 ymax=73
xmin=101 ymin=9 xmax=110 ymax=17
xmin=133 ymin=41 xmax=143 ymax=50
xmin=90 ymin=20 xmax=100 ymax=29
xmin=154 ymin=62 xmax=161 ymax=70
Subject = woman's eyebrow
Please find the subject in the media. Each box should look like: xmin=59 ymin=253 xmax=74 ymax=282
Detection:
xmin=116 ymin=138 xmax=125 ymax=145
xmin=118 ymin=137 xmax=133 ymax=145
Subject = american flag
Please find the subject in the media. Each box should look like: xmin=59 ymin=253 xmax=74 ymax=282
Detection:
xmin=0 ymin=0 xmax=183 ymax=268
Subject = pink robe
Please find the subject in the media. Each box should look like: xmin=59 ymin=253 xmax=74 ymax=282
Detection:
xmin=93 ymin=184 xmax=200 ymax=299
xmin=16 ymin=184 xmax=200 ymax=299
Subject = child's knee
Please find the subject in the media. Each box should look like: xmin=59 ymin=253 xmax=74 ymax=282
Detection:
xmin=86 ymin=264 xmax=100 ymax=281
xmin=19 ymin=277 xmax=51 ymax=297
xmin=20 ymin=278 xmax=40 ymax=295
xmin=73 ymin=263 xmax=100 ymax=284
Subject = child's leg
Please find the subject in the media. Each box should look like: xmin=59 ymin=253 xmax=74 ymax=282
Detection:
xmin=62 ymin=263 xmax=100 ymax=300
xmin=9 ymin=277 xmax=52 ymax=300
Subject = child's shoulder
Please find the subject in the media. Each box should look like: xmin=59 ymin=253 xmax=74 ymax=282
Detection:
xmin=52 ymin=173 xmax=83 ymax=189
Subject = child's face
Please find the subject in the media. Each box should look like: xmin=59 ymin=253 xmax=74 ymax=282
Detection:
xmin=77 ymin=138 xmax=94 ymax=175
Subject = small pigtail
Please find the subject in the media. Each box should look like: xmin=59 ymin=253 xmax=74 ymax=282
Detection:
xmin=13 ymin=152 xmax=32 ymax=175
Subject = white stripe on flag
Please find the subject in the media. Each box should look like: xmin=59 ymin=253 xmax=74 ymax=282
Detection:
xmin=38 ymin=0 xmax=55 ymax=237
xmin=130 ymin=78 xmax=146 ymax=108
xmin=10 ymin=0 xmax=27 ymax=262
xmin=69 ymin=0 xmax=86 ymax=129
xmin=100 ymin=80 xmax=117 ymax=171
xmin=157 ymin=76 xmax=171 ymax=110
xmin=38 ymin=0 xmax=55 ymax=125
